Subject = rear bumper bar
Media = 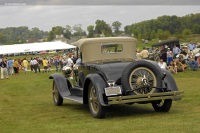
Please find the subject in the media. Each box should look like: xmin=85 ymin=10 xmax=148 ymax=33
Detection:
xmin=107 ymin=91 xmax=184 ymax=105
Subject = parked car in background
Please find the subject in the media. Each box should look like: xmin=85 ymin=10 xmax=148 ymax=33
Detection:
xmin=39 ymin=51 xmax=48 ymax=54
xmin=48 ymin=50 xmax=57 ymax=54
xmin=49 ymin=37 xmax=184 ymax=118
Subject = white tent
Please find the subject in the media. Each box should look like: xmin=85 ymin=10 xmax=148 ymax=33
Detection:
xmin=0 ymin=41 xmax=76 ymax=55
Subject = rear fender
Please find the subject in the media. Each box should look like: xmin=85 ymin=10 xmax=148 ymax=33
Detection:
xmin=161 ymin=69 xmax=179 ymax=91
xmin=49 ymin=73 xmax=71 ymax=97
xmin=83 ymin=73 xmax=108 ymax=106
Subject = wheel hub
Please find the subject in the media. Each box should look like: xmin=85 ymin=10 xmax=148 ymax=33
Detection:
xmin=136 ymin=75 xmax=149 ymax=86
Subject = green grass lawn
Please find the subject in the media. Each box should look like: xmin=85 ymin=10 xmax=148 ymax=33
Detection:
xmin=0 ymin=68 xmax=200 ymax=133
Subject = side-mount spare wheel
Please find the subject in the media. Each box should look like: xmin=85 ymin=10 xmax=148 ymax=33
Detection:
xmin=52 ymin=80 xmax=63 ymax=106
xmin=121 ymin=60 xmax=163 ymax=95
xmin=88 ymin=82 xmax=106 ymax=119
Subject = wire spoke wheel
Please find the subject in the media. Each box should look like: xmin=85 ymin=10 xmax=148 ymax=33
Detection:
xmin=129 ymin=67 xmax=157 ymax=95
xmin=52 ymin=81 xmax=63 ymax=106
xmin=89 ymin=85 xmax=99 ymax=114
xmin=88 ymin=82 xmax=106 ymax=118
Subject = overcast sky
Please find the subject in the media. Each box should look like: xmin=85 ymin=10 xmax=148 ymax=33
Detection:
xmin=0 ymin=5 xmax=200 ymax=31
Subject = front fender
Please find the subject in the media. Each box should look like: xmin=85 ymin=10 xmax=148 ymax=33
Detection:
xmin=49 ymin=73 xmax=71 ymax=97
xmin=83 ymin=73 xmax=108 ymax=106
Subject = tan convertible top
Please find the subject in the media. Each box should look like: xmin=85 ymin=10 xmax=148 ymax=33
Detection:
xmin=72 ymin=37 xmax=138 ymax=63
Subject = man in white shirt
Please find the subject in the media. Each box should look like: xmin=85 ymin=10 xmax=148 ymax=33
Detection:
xmin=32 ymin=58 xmax=38 ymax=73
xmin=67 ymin=54 xmax=74 ymax=67
xmin=158 ymin=59 xmax=167 ymax=70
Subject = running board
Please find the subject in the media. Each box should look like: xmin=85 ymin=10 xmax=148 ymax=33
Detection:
xmin=63 ymin=95 xmax=83 ymax=104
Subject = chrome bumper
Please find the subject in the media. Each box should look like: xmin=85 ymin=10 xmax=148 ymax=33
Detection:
xmin=107 ymin=91 xmax=184 ymax=105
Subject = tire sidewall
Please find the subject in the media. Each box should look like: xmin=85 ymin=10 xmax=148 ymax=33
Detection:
xmin=53 ymin=81 xmax=63 ymax=106
xmin=152 ymin=99 xmax=172 ymax=112
xmin=88 ymin=82 xmax=105 ymax=118
xmin=121 ymin=60 xmax=163 ymax=94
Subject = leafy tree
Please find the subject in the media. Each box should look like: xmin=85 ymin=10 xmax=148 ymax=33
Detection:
xmin=112 ymin=21 xmax=122 ymax=34
xmin=0 ymin=33 xmax=7 ymax=44
xmin=150 ymin=30 xmax=156 ymax=39
xmin=63 ymin=30 xmax=71 ymax=39
xmin=63 ymin=25 xmax=72 ymax=39
xmin=182 ymin=29 xmax=192 ymax=36
xmin=95 ymin=20 xmax=112 ymax=37
xmin=52 ymin=26 xmax=64 ymax=36
xmin=87 ymin=25 xmax=94 ymax=38
xmin=157 ymin=30 xmax=170 ymax=40
xmin=47 ymin=31 xmax=54 ymax=41
xmin=29 ymin=27 xmax=44 ymax=39
xmin=124 ymin=25 xmax=132 ymax=35
xmin=65 ymin=25 xmax=72 ymax=32
xmin=192 ymin=24 xmax=200 ymax=34
xmin=72 ymin=24 xmax=85 ymax=37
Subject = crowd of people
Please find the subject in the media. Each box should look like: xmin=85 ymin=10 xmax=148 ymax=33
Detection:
xmin=1 ymin=42 xmax=200 ymax=79
xmin=136 ymin=42 xmax=200 ymax=74
xmin=0 ymin=53 xmax=80 ymax=80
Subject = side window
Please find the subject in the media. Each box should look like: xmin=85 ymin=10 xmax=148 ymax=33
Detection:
xmin=101 ymin=44 xmax=123 ymax=54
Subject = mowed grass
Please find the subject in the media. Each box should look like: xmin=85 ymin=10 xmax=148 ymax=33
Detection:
xmin=0 ymin=69 xmax=200 ymax=133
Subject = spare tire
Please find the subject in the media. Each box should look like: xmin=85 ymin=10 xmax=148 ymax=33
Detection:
xmin=121 ymin=60 xmax=163 ymax=95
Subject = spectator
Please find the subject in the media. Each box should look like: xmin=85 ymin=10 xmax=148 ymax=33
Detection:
xmin=188 ymin=57 xmax=199 ymax=71
xmin=180 ymin=49 xmax=187 ymax=57
xmin=36 ymin=57 xmax=41 ymax=73
xmin=42 ymin=58 xmax=48 ymax=72
xmin=59 ymin=56 xmax=64 ymax=71
xmin=188 ymin=42 xmax=195 ymax=51
xmin=160 ymin=50 xmax=167 ymax=62
xmin=0 ymin=58 xmax=9 ymax=79
xmin=197 ymin=56 xmax=200 ymax=67
xmin=54 ymin=56 xmax=59 ymax=72
xmin=172 ymin=45 xmax=181 ymax=59
xmin=136 ymin=49 xmax=142 ymax=60
xmin=67 ymin=54 xmax=74 ymax=67
xmin=62 ymin=58 xmax=67 ymax=66
xmin=13 ymin=59 xmax=20 ymax=75
xmin=140 ymin=47 xmax=149 ymax=59
xmin=22 ymin=58 xmax=28 ymax=74
xmin=30 ymin=58 xmax=34 ymax=72
xmin=180 ymin=49 xmax=188 ymax=63
xmin=174 ymin=58 xmax=184 ymax=72
xmin=7 ymin=58 xmax=14 ymax=75
xmin=153 ymin=48 xmax=160 ymax=62
xmin=75 ymin=54 xmax=82 ymax=66
xmin=32 ymin=58 xmax=38 ymax=73
xmin=158 ymin=59 xmax=167 ymax=70
xmin=188 ymin=50 xmax=194 ymax=59
xmin=168 ymin=61 xmax=177 ymax=74
xmin=167 ymin=48 xmax=173 ymax=65
xmin=179 ymin=56 xmax=187 ymax=70
xmin=72 ymin=54 xmax=77 ymax=64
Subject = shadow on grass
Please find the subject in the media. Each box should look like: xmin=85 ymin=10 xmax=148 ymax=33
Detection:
xmin=58 ymin=102 xmax=174 ymax=119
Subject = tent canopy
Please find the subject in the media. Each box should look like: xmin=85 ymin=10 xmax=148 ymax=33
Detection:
xmin=0 ymin=41 xmax=76 ymax=55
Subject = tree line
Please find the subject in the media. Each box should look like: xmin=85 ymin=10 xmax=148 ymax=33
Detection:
xmin=0 ymin=13 xmax=200 ymax=45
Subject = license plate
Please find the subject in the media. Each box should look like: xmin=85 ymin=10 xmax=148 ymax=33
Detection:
xmin=104 ymin=86 xmax=122 ymax=96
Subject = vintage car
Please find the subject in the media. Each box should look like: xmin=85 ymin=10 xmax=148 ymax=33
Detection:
xmin=49 ymin=37 xmax=184 ymax=118
xmin=151 ymin=39 xmax=181 ymax=62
